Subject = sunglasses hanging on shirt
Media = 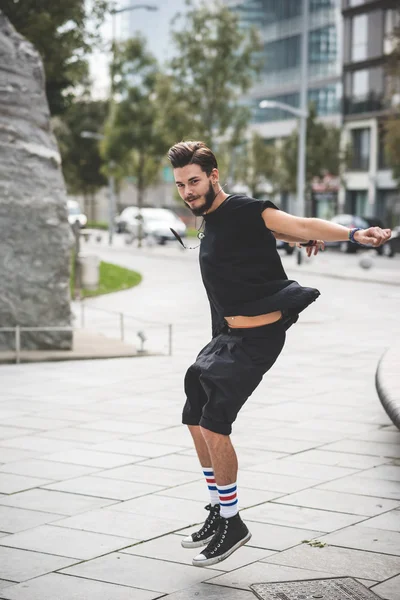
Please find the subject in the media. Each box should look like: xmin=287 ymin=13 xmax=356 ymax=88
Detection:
xmin=170 ymin=219 xmax=205 ymax=250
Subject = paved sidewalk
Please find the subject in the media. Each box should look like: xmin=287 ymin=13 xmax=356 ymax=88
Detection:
xmin=1 ymin=256 xmax=400 ymax=599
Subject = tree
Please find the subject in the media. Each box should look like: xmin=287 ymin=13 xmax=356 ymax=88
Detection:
xmin=279 ymin=105 xmax=345 ymax=215
xmin=101 ymin=36 xmax=168 ymax=246
xmin=53 ymin=100 xmax=108 ymax=220
xmin=2 ymin=0 xmax=109 ymax=115
xmin=227 ymin=133 xmax=279 ymax=197
xmin=165 ymin=0 xmax=262 ymax=147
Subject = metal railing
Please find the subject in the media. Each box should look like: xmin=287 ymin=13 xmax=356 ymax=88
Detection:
xmin=0 ymin=312 xmax=173 ymax=364
xmin=0 ymin=326 xmax=73 ymax=364
xmin=78 ymin=303 xmax=173 ymax=356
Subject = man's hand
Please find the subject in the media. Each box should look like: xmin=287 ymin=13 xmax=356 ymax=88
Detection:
xmin=305 ymin=240 xmax=325 ymax=257
xmin=290 ymin=240 xmax=325 ymax=257
xmin=354 ymin=227 xmax=391 ymax=247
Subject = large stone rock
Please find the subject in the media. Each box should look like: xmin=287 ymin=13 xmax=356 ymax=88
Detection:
xmin=0 ymin=12 xmax=73 ymax=350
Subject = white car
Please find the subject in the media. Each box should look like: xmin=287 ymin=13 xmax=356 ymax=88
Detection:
xmin=119 ymin=207 xmax=187 ymax=245
xmin=67 ymin=200 xmax=87 ymax=228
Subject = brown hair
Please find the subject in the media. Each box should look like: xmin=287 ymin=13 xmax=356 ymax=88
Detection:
xmin=167 ymin=141 xmax=218 ymax=176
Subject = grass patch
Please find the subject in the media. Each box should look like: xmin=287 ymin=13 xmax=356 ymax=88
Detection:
xmin=86 ymin=220 xmax=109 ymax=230
xmin=70 ymin=258 xmax=142 ymax=299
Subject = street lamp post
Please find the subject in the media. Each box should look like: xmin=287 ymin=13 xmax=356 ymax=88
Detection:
xmin=81 ymin=131 xmax=116 ymax=247
xmin=110 ymin=3 xmax=158 ymax=97
xmin=259 ymin=0 xmax=309 ymax=265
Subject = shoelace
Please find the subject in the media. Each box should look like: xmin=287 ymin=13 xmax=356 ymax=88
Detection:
xmin=205 ymin=519 xmax=229 ymax=555
xmin=194 ymin=504 xmax=219 ymax=539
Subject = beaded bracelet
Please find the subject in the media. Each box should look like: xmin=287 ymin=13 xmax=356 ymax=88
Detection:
xmin=348 ymin=227 xmax=364 ymax=245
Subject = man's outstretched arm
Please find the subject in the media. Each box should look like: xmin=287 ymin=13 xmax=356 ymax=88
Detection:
xmin=264 ymin=209 xmax=391 ymax=247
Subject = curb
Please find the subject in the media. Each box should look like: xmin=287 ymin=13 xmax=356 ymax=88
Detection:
xmin=376 ymin=345 xmax=400 ymax=431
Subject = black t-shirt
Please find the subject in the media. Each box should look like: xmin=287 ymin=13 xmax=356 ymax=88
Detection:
xmin=199 ymin=194 xmax=320 ymax=336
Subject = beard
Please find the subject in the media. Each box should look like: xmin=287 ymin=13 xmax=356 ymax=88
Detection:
xmin=186 ymin=182 xmax=216 ymax=217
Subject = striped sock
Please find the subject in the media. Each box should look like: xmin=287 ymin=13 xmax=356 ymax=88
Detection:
xmin=203 ymin=467 xmax=219 ymax=506
xmin=218 ymin=482 xmax=238 ymax=518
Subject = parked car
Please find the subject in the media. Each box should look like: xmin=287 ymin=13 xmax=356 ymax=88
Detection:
xmin=362 ymin=216 xmax=397 ymax=257
xmin=67 ymin=200 xmax=87 ymax=228
xmin=122 ymin=207 xmax=187 ymax=245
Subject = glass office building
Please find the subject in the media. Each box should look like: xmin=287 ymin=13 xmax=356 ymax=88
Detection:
xmin=223 ymin=0 xmax=342 ymax=125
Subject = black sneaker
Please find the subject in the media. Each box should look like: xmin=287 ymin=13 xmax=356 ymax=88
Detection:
xmin=192 ymin=512 xmax=251 ymax=567
xmin=181 ymin=504 xmax=220 ymax=549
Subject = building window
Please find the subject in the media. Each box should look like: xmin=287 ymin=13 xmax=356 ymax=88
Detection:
xmin=353 ymin=69 xmax=369 ymax=100
xmin=309 ymin=26 xmax=337 ymax=64
xmin=384 ymin=9 xmax=400 ymax=55
xmin=309 ymin=85 xmax=340 ymax=115
xmin=310 ymin=0 xmax=335 ymax=10
xmin=350 ymin=128 xmax=370 ymax=171
xmin=345 ymin=67 xmax=384 ymax=114
xmin=263 ymin=35 xmax=301 ymax=73
xmin=378 ymin=123 xmax=390 ymax=170
xmin=351 ymin=14 xmax=368 ymax=62
xmin=348 ymin=0 xmax=366 ymax=7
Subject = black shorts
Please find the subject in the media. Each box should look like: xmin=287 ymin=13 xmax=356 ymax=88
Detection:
xmin=182 ymin=320 xmax=286 ymax=435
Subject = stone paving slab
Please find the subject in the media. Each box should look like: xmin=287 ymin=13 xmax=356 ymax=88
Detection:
xmin=358 ymin=510 xmax=400 ymax=532
xmin=161 ymin=583 xmax=256 ymax=599
xmin=321 ymin=439 xmax=400 ymax=458
xmin=0 ymin=474 xmax=52 ymax=495
xmin=0 ymin=572 xmax=160 ymax=600
xmin=237 ymin=470 xmax=320 ymax=494
xmin=246 ymin=458 xmax=359 ymax=482
xmin=0 ymin=488 xmax=116 ymax=515
xmin=318 ymin=474 xmax=400 ymax=500
xmin=243 ymin=501 xmax=366 ymax=532
xmin=91 ymin=439 xmax=188 ymax=457
xmin=262 ymin=543 xmax=400 ymax=581
xmin=276 ymin=488 xmax=400 ymax=516
xmin=52 ymin=508 xmax=185 ymax=541
xmin=0 ymin=505 xmax=64 ymax=534
xmin=0 ymin=459 xmax=99 ymax=480
xmin=0 ymin=524 xmax=136 ymax=560
xmin=357 ymin=465 xmax=400 ymax=481
xmin=0 ymin=547 xmax=76 ymax=582
xmin=61 ymin=552 xmax=221 ymax=595
xmin=320 ymin=525 xmax=400 ymax=556
xmin=96 ymin=464 xmax=201 ymax=487
xmin=0 ymin=427 xmax=38 ymax=441
xmin=371 ymin=575 xmax=400 ymax=600
xmin=0 ymin=436 xmax=91 ymax=454
xmin=283 ymin=449 xmax=389 ymax=469
xmin=43 ymin=475 xmax=163 ymax=500
xmin=40 ymin=448 xmax=140 ymax=469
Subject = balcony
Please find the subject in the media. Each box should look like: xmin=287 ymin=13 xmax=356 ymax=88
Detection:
xmin=260 ymin=7 xmax=337 ymax=44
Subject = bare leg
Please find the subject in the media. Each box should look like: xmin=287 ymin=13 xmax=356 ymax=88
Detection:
xmin=187 ymin=425 xmax=212 ymax=467
xmin=200 ymin=427 xmax=238 ymax=486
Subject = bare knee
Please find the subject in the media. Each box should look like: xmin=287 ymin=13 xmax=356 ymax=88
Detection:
xmin=200 ymin=426 xmax=229 ymax=446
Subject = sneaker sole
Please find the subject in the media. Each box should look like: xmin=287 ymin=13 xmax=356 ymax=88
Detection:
xmin=192 ymin=531 xmax=252 ymax=567
xmin=181 ymin=534 xmax=215 ymax=549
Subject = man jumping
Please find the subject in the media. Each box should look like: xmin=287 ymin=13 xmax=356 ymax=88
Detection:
xmin=167 ymin=140 xmax=391 ymax=568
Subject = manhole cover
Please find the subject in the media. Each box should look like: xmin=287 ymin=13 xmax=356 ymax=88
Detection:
xmin=251 ymin=577 xmax=381 ymax=600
